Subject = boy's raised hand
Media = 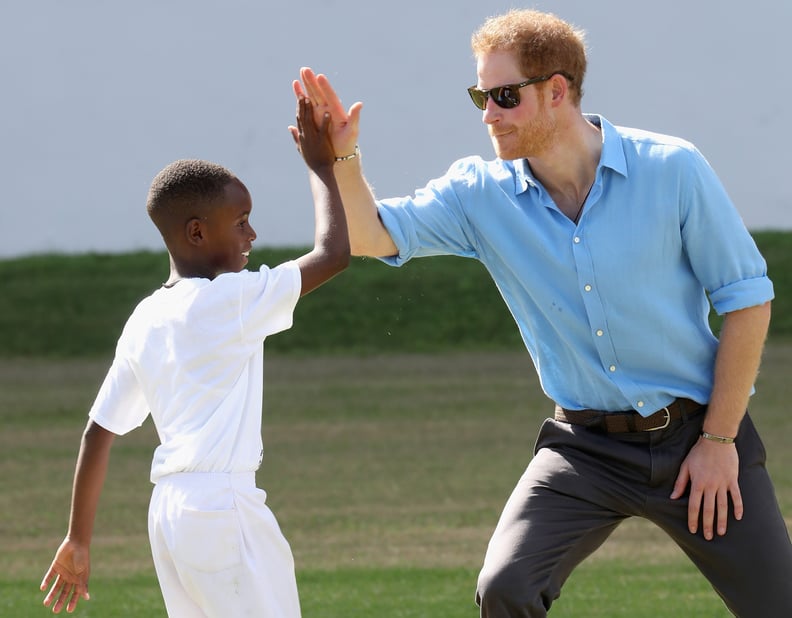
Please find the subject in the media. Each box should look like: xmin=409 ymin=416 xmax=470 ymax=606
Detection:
xmin=292 ymin=67 xmax=361 ymax=159
xmin=40 ymin=538 xmax=91 ymax=613
xmin=289 ymin=95 xmax=335 ymax=171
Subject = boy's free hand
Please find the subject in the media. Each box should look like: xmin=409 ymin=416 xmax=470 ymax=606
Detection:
xmin=40 ymin=420 xmax=113 ymax=614
xmin=289 ymin=95 xmax=335 ymax=171
xmin=40 ymin=539 xmax=91 ymax=614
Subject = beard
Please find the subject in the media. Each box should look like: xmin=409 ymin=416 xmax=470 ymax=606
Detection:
xmin=490 ymin=107 xmax=557 ymax=160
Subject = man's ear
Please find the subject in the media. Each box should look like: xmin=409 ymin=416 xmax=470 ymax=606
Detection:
xmin=185 ymin=217 xmax=205 ymax=246
xmin=549 ymin=73 xmax=568 ymax=107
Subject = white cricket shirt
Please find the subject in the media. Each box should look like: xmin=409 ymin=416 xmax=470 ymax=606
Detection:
xmin=89 ymin=261 xmax=301 ymax=482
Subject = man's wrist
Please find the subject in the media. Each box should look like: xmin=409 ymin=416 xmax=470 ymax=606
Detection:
xmin=700 ymin=431 xmax=736 ymax=444
xmin=335 ymin=145 xmax=360 ymax=162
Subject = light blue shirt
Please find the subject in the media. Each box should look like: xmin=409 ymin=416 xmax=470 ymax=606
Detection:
xmin=376 ymin=115 xmax=773 ymax=415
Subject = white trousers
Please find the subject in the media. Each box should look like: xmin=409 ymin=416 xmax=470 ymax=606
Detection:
xmin=148 ymin=471 xmax=301 ymax=618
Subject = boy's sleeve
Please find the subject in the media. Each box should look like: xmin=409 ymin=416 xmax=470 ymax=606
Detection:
xmin=237 ymin=260 xmax=302 ymax=344
xmin=88 ymin=355 xmax=149 ymax=435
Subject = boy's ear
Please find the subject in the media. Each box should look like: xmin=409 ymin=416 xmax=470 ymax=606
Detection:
xmin=185 ymin=217 xmax=205 ymax=246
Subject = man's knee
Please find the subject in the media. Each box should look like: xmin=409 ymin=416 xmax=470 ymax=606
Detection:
xmin=476 ymin=563 xmax=552 ymax=617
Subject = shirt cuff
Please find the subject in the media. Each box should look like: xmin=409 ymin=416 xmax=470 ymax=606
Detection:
xmin=709 ymin=276 xmax=774 ymax=315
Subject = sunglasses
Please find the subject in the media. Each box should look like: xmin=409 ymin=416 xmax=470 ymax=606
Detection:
xmin=467 ymin=72 xmax=572 ymax=110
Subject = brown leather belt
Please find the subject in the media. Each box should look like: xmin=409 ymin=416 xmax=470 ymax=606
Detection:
xmin=554 ymin=398 xmax=705 ymax=433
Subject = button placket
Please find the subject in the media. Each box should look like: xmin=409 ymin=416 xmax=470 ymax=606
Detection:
xmin=572 ymin=228 xmax=621 ymax=385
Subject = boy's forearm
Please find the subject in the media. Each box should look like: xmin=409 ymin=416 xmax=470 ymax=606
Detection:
xmin=295 ymin=166 xmax=350 ymax=297
xmin=66 ymin=421 xmax=115 ymax=545
xmin=309 ymin=166 xmax=349 ymax=259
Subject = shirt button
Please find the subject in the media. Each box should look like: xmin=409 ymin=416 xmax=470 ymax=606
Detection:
xmin=637 ymin=401 xmax=645 ymax=408
xmin=574 ymin=236 xmax=581 ymax=244
xmin=609 ymin=365 xmax=616 ymax=372
xmin=584 ymin=284 xmax=592 ymax=292
xmin=596 ymin=329 xmax=603 ymax=337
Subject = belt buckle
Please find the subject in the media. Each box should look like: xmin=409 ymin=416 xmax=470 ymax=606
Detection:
xmin=645 ymin=407 xmax=670 ymax=431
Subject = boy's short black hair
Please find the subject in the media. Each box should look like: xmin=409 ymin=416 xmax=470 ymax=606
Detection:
xmin=147 ymin=159 xmax=238 ymax=234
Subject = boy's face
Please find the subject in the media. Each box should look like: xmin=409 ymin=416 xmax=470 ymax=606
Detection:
xmin=202 ymin=180 xmax=257 ymax=276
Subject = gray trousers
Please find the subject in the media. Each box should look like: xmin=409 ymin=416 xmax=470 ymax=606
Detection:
xmin=475 ymin=408 xmax=792 ymax=617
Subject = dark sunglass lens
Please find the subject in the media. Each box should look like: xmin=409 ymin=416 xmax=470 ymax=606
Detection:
xmin=493 ymin=86 xmax=519 ymax=109
xmin=468 ymin=88 xmax=487 ymax=110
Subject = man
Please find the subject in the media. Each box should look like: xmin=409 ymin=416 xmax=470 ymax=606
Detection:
xmin=294 ymin=8 xmax=792 ymax=617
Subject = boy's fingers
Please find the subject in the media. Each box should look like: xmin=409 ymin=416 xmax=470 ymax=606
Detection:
xmin=55 ymin=585 xmax=69 ymax=612
xmin=40 ymin=569 xmax=54 ymax=591
xmin=320 ymin=111 xmax=331 ymax=133
xmin=288 ymin=127 xmax=300 ymax=146
xmin=43 ymin=578 xmax=63 ymax=609
xmin=68 ymin=589 xmax=83 ymax=613
xmin=42 ymin=574 xmax=60 ymax=605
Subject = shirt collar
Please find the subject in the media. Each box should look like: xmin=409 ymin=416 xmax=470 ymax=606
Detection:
xmin=514 ymin=113 xmax=628 ymax=194
xmin=586 ymin=113 xmax=628 ymax=179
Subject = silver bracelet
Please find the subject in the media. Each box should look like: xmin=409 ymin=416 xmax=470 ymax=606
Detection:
xmin=335 ymin=145 xmax=360 ymax=162
xmin=701 ymin=431 xmax=735 ymax=444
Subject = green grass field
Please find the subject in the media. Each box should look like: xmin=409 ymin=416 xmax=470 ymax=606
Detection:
xmin=4 ymin=349 xmax=791 ymax=617
xmin=1 ymin=235 xmax=790 ymax=616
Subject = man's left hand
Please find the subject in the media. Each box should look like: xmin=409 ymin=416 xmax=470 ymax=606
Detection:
xmin=671 ymin=438 xmax=743 ymax=540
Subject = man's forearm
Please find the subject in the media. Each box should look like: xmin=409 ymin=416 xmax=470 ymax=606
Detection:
xmin=704 ymin=301 xmax=771 ymax=438
xmin=333 ymin=156 xmax=398 ymax=258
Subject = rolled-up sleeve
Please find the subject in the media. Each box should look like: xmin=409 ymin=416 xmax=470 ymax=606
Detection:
xmin=708 ymin=276 xmax=774 ymax=314
xmin=679 ymin=147 xmax=774 ymax=314
xmin=376 ymin=158 xmax=484 ymax=266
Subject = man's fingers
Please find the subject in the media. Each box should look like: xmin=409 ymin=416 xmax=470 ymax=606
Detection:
xmin=700 ymin=490 xmax=716 ymax=540
xmin=670 ymin=462 xmax=690 ymax=500
xmin=731 ymin=484 xmax=744 ymax=521
xmin=716 ymin=488 xmax=730 ymax=536
xmin=299 ymin=67 xmax=323 ymax=103
xmin=315 ymin=73 xmax=349 ymax=117
xmin=687 ymin=487 xmax=702 ymax=535
xmin=301 ymin=68 xmax=348 ymax=118
xmin=348 ymin=101 xmax=364 ymax=124
xmin=292 ymin=79 xmax=305 ymax=99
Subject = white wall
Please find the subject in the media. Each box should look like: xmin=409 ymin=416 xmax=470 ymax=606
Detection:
xmin=2 ymin=0 xmax=789 ymax=257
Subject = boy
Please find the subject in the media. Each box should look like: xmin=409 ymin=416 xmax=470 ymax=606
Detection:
xmin=40 ymin=97 xmax=348 ymax=616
